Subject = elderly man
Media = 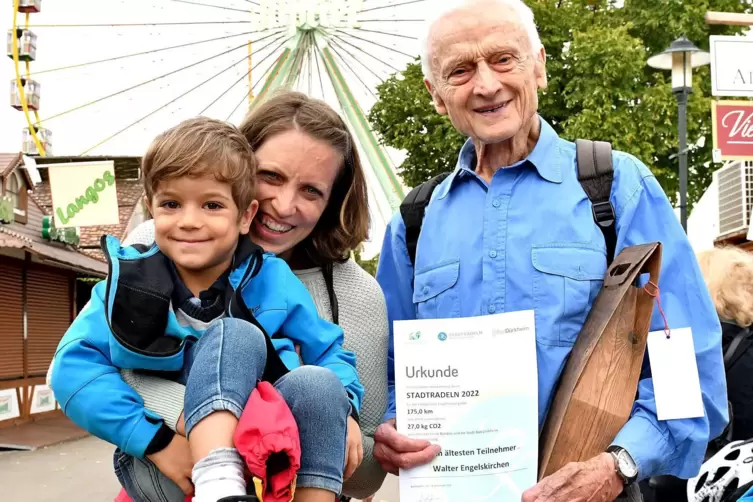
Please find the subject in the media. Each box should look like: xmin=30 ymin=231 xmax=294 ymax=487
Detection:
xmin=373 ymin=0 xmax=727 ymax=500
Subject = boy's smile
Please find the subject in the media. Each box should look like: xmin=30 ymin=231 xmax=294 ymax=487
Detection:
xmin=147 ymin=174 xmax=257 ymax=295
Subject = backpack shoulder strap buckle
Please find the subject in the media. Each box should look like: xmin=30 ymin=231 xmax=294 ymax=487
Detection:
xmin=576 ymin=139 xmax=617 ymax=266
xmin=592 ymin=200 xmax=616 ymax=228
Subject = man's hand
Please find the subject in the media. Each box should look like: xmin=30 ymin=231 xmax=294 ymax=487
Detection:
xmin=373 ymin=418 xmax=441 ymax=475
xmin=344 ymin=416 xmax=364 ymax=481
xmin=147 ymin=434 xmax=195 ymax=495
xmin=521 ymin=453 xmax=624 ymax=502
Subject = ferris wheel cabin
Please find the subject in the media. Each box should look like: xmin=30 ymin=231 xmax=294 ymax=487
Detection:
xmin=17 ymin=0 xmax=42 ymax=14
xmin=10 ymin=78 xmax=40 ymax=111
xmin=10 ymin=0 xmax=47 ymax=155
xmin=6 ymin=29 xmax=36 ymax=62
xmin=22 ymin=127 xmax=52 ymax=155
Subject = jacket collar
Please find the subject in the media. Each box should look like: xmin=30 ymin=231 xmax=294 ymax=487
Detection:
xmin=169 ymin=235 xmax=262 ymax=307
xmin=99 ymin=234 xmax=264 ymax=355
xmin=436 ymin=115 xmax=562 ymax=200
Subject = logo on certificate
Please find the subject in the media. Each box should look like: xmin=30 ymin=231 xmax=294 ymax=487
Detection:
xmin=437 ymin=332 xmax=448 ymax=341
xmin=408 ymin=331 xmax=422 ymax=341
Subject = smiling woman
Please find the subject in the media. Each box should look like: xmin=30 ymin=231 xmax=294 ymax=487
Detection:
xmin=116 ymin=92 xmax=390 ymax=502
xmin=250 ymin=128 xmax=343 ymax=262
xmin=241 ymin=92 xmax=370 ymax=269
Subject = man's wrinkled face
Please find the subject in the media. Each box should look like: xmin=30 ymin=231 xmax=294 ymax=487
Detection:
xmin=425 ymin=2 xmax=547 ymax=145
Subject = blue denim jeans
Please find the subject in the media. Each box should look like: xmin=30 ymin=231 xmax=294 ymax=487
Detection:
xmin=115 ymin=318 xmax=350 ymax=501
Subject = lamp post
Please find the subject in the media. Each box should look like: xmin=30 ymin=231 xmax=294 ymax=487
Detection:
xmin=647 ymin=36 xmax=710 ymax=232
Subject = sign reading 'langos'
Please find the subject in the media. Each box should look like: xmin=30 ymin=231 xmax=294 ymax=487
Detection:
xmin=710 ymin=36 xmax=753 ymax=98
xmin=45 ymin=161 xmax=120 ymax=228
xmin=712 ymin=101 xmax=753 ymax=162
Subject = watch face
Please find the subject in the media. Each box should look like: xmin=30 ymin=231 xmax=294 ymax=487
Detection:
xmin=617 ymin=451 xmax=639 ymax=478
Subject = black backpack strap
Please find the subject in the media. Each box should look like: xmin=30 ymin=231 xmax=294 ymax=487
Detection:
xmin=724 ymin=327 xmax=751 ymax=370
xmin=322 ymin=263 xmax=339 ymax=325
xmin=400 ymin=172 xmax=451 ymax=267
xmin=576 ymin=139 xmax=617 ymax=266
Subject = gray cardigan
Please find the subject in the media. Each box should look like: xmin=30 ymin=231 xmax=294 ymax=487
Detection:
xmin=120 ymin=220 xmax=389 ymax=499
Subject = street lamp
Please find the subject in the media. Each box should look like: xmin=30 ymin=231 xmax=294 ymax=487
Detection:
xmin=647 ymin=36 xmax=710 ymax=232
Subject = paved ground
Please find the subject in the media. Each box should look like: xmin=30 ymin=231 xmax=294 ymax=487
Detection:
xmin=0 ymin=436 xmax=400 ymax=502
xmin=0 ymin=436 xmax=121 ymax=502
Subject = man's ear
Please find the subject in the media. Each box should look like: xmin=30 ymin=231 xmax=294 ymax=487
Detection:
xmin=425 ymin=78 xmax=448 ymax=116
xmin=239 ymin=200 xmax=259 ymax=235
xmin=535 ymin=46 xmax=548 ymax=90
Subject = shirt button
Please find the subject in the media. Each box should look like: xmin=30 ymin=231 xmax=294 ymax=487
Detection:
xmin=489 ymin=250 xmax=498 ymax=259
xmin=488 ymin=305 xmax=496 ymax=314
xmin=423 ymin=286 xmax=429 ymax=295
xmin=492 ymin=199 xmax=501 ymax=208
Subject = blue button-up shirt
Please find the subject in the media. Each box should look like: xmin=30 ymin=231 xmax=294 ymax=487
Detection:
xmin=376 ymin=117 xmax=727 ymax=480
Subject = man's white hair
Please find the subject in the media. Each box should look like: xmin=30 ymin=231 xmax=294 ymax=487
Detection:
xmin=419 ymin=0 xmax=543 ymax=82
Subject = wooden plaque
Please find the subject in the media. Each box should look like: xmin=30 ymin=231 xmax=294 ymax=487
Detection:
xmin=538 ymin=242 xmax=662 ymax=480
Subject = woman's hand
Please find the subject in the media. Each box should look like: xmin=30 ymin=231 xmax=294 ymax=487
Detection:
xmin=344 ymin=416 xmax=363 ymax=480
xmin=147 ymin=434 xmax=195 ymax=495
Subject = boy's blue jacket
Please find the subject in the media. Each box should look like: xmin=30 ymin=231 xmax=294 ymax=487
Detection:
xmin=51 ymin=235 xmax=363 ymax=459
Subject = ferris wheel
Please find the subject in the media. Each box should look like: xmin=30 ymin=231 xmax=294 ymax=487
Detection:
xmin=8 ymin=0 xmax=427 ymax=249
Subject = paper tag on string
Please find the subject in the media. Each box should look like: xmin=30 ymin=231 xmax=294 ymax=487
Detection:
xmin=647 ymin=327 xmax=704 ymax=421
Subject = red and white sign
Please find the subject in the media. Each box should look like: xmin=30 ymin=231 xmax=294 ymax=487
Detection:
xmin=711 ymin=100 xmax=753 ymax=162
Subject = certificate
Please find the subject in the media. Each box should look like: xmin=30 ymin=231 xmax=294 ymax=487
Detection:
xmin=394 ymin=310 xmax=538 ymax=502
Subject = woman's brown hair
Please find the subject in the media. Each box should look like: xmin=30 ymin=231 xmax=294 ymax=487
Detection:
xmin=239 ymin=91 xmax=370 ymax=265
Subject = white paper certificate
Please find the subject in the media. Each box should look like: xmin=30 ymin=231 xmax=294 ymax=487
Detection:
xmin=394 ymin=310 xmax=539 ymax=502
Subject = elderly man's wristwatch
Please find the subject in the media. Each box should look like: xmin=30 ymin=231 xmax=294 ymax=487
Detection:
xmin=607 ymin=445 xmax=639 ymax=485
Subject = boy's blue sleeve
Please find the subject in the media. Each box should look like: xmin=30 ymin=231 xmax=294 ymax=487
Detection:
xmin=50 ymin=281 xmax=165 ymax=458
xmin=281 ymin=268 xmax=364 ymax=415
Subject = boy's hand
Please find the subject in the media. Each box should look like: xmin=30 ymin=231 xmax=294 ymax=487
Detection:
xmin=344 ymin=416 xmax=363 ymax=481
xmin=147 ymin=434 xmax=194 ymax=495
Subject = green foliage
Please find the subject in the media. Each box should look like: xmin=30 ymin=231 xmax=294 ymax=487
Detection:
xmin=353 ymin=248 xmax=379 ymax=277
xmin=369 ymin=63 xmax=467 ymax=188
xmin=368 ymin=0 xmax=751 ymax=206
xmin=0 ymin=195 xmax=14 ymax=224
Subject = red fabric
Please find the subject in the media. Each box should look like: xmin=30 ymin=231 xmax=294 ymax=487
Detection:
xmin=114 ymin=489 xmax=189 ymax=502
xmin=234 ymin=381 xmax=301 ymax=502
xmin=115 ymin=382 xmax=300 ymax=502
xmin=114 ymin=488 xmax=131 ymax=502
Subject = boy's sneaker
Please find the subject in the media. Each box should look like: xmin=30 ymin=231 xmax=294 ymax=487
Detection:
xmin=217 ymin=496 xmax=259 ymax=502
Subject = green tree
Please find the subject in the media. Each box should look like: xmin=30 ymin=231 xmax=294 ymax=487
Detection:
xmin=368 ymin=0 xmax=751 ymax=205
xmin=353 ymin=248 xmax=379 ymax=277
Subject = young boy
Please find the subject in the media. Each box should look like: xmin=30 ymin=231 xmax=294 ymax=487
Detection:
xmin=50 ymin=117 xmax=363 ymax=502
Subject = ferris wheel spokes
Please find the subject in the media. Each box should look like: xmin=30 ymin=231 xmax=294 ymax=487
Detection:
xmin=10 ymin=0 xmax=424 ymax=222
xmin=33 ymin=30 xmax=285 ymax=127
xmin=81 ymin=36 xmax=281 ymax=155
xmin=28 ymin=29 xmax=272 ymax=77
xmin=356 ymin=0 xmax=427 ymax=14
xmin=170 ymin=0 xmax=254 ymax=14
xmin=201 ymin=32 xmax=294 ymax=117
